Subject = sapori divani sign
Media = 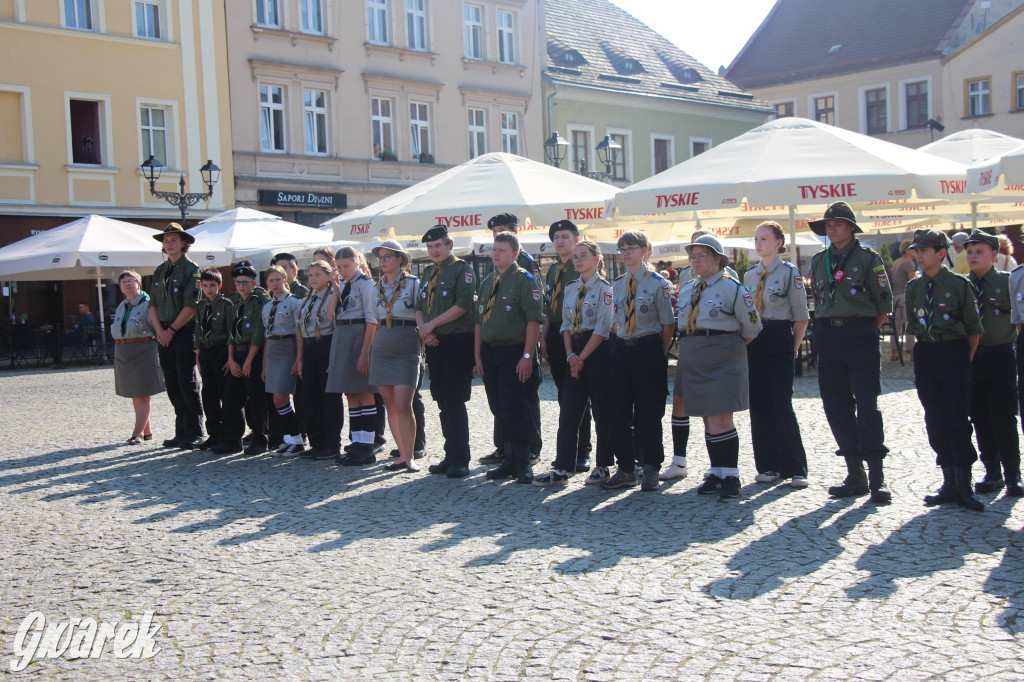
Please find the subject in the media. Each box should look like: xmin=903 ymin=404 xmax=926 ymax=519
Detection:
xmin=258 ymin=190 xmax=347 ymax=210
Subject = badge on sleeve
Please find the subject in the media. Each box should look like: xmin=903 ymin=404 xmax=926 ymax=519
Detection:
xmin=794 ymin=274 xmax=804 ymax=289
xmin=603 ymin=292 xmax=612 ymax=305
xmin=748 ymin=311 xmax=758 ymax=324
xmin=877 ymin=273 xmax=888 ymax=288
xmin=662 ymin=285 xmax=671 ymax=299
xmin=464 ymin=272 xmax=473 ymax=284
xmin=743 ymin=293 xmax=754 ymax=308
xmin=530 ymin=289 xmax=540 ymax=301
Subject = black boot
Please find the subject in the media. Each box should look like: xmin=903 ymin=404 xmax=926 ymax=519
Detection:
xmin=956 ymin=466 xmax=985 ymax=511
xmin=827 ymin=456 xmax=868 ymax=497
xmin=1004 ymin=460 xmax=1024 ymax=497
xmin=513 ymin=444 xmax=534 ymax=484
xmin=974 ymin=460 xmax=1005 ymax=494
xmin=924 ymin=466 xmax=959 ymax=506
xmin=486 ymin=442 xmax=517 ymax=480
xmin=866 ymin=458 xmax=891 ymax=504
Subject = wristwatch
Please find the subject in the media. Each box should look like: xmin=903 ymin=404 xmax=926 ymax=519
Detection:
xmin=523 ymin=352 xmax=532 ymax=359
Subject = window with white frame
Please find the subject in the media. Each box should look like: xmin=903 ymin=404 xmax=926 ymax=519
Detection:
xmin=968 ymin=78 xmax=991 ymax=116
xmin=135 ymin=1 xmax=161 ymax=39
xmin=368 ymin=0 xmax=388 ymax=44
xmin=371 ymin=97 xmax=393 ymax=158
xmin=260 ymin=84 xmax=286 ymax=152
xmin=813 ymin=94 xmax=835 ymax=125
xmin=1016 ymin=73 xmax=1024 ymax=111
xmin=410 ymin=102 xmax=430 ymax=158
xmin=64 ymin=0 xmax=94 ymax=29
xmin=140 ymin=105 xmax=168 ymax=165
xmin=301 ymin=0 xmax=323 ymax=34
xmin=652 ymin=135 xmax=673 ymax=175
xmin=69 ymin=98 xmax=103 ymax=164
xmin=497 ymin=11 xmax=515 ymax=64
xmin=609 ymin=132 xmax=628 ymax=181
xmin=464 ymin=4 xmax=482 ymax=60
xmin=303 ymin=89 xmax=327 ymax=155
xmin=500 ymin=112 xmax=519 ymax=155
xmin=905 ymin=80 xmax=928 ymax=128
xmin=407 ymin=0 xmax=427 ymax=51
xmin=256 ymin=0 xmax=280 ymax=28
xmin=864 ymin=87 xmax=887 ymax=134
xmin=467 ymin=108 xmax=486 ymax=158
xmin=690 ymin=137 xmax=711 ymax=158
xmin=570 ymin=128 xmax=591 ymax=174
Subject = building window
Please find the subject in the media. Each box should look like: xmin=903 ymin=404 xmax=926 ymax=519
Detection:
xmin=69 ymin=99 xmax=102 ymax=164
xmin=64 ymin=0 xmax=93 ymax=29
xmin=464 ymin=4 xmax=482 ymax=60
xmin=813 ymin=95 xmax=835 ymax=125
xmin=256 ymin=0 xmax=280 ymax=28
xmin=0 ymin=90 xmax=26 ymax=164
xmin=652 ymin=136 xmax=673 ymax=175
xmin=1015 ymin=73 xmax=1024 ymax=111
xmin=410 ymin=102 xmax=430 ymax=157
xmin=968 ymin=78 xmax=991 ymax=116
xmin=367 ymin=0 xmax=388 ymax=45
xmin=371 ymin=97 xmax=393 ymax=158
xmin=406 ymin=0 xmax=426 ymax=51
xmin=301 ymin=0 xmax=323 ymax=34
xmin=865 ymin=87 xmax=887 ymax=134
xmin=500 ymin=112 xmax=519 ymax=155
xmin=774 ymin=101 xmax=794 ymax=118
xmin=609 ymin=133 xmax=628 ymax=181
xmin=135 ymin=1 xmax=161 ymax=38
xmin=139 ymin=106 xmax=167 ymax=165
xmin=303 ymin=89 xmax=327 ymax=155
xmin=905 ymin=80 xmax=928 ymax=128
xmin=259 ymin=84 xmax=285 ymax=152
xmin=497 ymin=11 xmax=515 ymax=64
xmin=690 ymin=137 xmax=711 ymax=158
xmin=571 ymin=129 xmax=590 ymax=174
xmin=467 ymin=108 xmax=486 ymax=158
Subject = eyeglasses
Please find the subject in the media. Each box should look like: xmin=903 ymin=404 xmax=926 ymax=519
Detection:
xmin=377 ymin=254 xmax=396 ymax=261
xmin=688 ymin=252 xmax=715 ymax=261
xmin=617 ymin=246 xmax=642 ymax=255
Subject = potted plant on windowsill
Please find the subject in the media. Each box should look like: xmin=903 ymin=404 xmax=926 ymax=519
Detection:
xmin=380 ymin=149 xmax=397 ymax=161
xmin=418 ymin=152 xmax=435 ymax=164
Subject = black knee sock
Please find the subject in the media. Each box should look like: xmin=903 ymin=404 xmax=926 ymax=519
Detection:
xmin=277 ymin=404 xmax=299 ymax=437
xmin=672 ymin=416 xmax=690 ymax=463
xmin=706 ymin=429 xmax=739 ymax=472
xmin=373 ymin=393 xmax=386 ymax=442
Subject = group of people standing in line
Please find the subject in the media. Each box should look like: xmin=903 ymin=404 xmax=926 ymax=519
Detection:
xmin=109 ymin=201 xmax=1024 ymax=508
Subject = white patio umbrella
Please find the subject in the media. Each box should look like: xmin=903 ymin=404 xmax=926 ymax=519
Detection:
xmin=919 ymin=129 xmax=1024 ymax=165
xmin=968 ymin=144 xmax=1024 ymax=194
xmin=188 ymin=207 xmax=332 ymax=268
xmin=0 ymin=214 xmax=171 ymax=345
xmin=323 ymin=152 xmax=617 ymax=240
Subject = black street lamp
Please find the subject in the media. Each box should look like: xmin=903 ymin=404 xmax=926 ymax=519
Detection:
xmin=140 ymin=155 xmax=220 ymax=224
xmin=543 ymin=131 xmax=569 ymax=168
xmin=595 ymin=135 xmax=621 ymax=179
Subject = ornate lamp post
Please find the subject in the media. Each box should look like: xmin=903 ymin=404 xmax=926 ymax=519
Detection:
xmin=595 ymin=135 xmax=621 ymax=179
xmin=140 ymin=155 xmax=220 ymax=224
xmin=543 ymin=131 xmax=569 ymax=168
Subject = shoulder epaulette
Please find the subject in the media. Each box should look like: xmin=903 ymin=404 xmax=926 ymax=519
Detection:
xmin=650 ymin=270 xmax=665 ymax=281
xmin=614 ymin=273 xmax=627 ymax=281
xmin=724 ymin=274 xmax=742 ymax=285
xmin=599 ymin=277 xmax=611 ymax=286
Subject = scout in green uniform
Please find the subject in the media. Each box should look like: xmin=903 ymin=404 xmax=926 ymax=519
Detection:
xmin=194 ymin=268 xmax=233 ymax=449
xmin=212 ymin=261 xmax=271 ymax=455
xmin=808 ymin=202 xmax=893 ymax=504
xmin=272 ymin=252 xmax=308 ymax=299
xmin=148 ymin=223 xmax=205 ymax=449
xmin=476 ymin=231 xmax=545 ymax=484
xmin=905 ymin=229 xmax=985 ymax=511
xmin=964 ymin=230 xmax=1022 ymax=498
xmin=416 ymin=224 xmax=476 ymax=478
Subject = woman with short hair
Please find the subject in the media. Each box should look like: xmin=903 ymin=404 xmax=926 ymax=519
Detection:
xmin=112 ymin=270 xmax=164 ymax=443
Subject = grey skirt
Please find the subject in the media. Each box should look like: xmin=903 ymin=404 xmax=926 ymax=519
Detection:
xmin=369 ymin=325 xmax=421 ymax=386
xmin=674 ymin=333 xmax=749 ymax=415
xmin=326 ymin=323 xmax=377 ymax=394
xmin=265 ymin=337 xmax=298 ymax=394
xmin=114 ymin=340 xmax=165 ymax=398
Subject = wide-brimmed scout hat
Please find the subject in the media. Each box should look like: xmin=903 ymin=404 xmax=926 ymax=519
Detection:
xmin=371 ymin=238 xmax=410 ymax=267
xmin=908 ymin=228 xmax=950 ymax=252
xmin=153 ymin=222 xmax=195 ymax=244
xmin=685 ymin=234 xmax=729 ymax=270
xmin=808 ymin=201 xmax=862 ymax=237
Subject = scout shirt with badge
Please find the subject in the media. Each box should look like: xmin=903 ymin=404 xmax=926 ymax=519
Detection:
xmin=228 ymin=286 xmax=270 ymax=348
xmin=971 ymin=266 xmax=1015 ymax=346
xmin=743 ymin=256 xmax=810 ymax=322
xmin=477 ymin=266 xmax=545 ymax=344
xmin=1009 ymin=264 xmax=1024 ymax=328
xmin=904 ymin=267 xmax=983 ymax=341
xmin=262 ymin=291 xmax=303 ymax=337
xmin=297 ymin=284 xmax=335 ymax=339
xmin=193 ymin=292 xmax=232 ymax=349
xmin=545 ymin=256 xmax=579 ymax=326
xmin=809 ymin=238 xmax=893 ymax=318
xmin=415 ymin=254 xmax=475 ymax=335
xmin=517 ymin=250 xmax=542 ymax=281
xmin=677 ymin=270 xmax=763 ymax=338
xmin=112 ymin=292 xmax=156 ymax=340
xmin=289 ymin=280 xmax=310 ymax=300
xmin=559 ymin=272 xmax=613 ymax=338
xmin=376 ymin=272 xmax=420 ymax=325
xmin=335 ymin=271 xmax=379 ymax=323
xmin=612 ymin=267 xmax=675 ymax=339
xmin=150 ymin=256 xmax=201 ymax=322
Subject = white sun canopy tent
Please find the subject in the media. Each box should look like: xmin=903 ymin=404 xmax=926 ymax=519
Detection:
xmin=968 ymin=143 xmax=1024 ymax=196
xmin=187 ymin=207 xmax=333 ymax=269
xmin=323 ymin=152 xmax=617 ymax=241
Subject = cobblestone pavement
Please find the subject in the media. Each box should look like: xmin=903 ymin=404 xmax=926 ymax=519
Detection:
xmin=0 ymin=360 xmax=1021 ymax=679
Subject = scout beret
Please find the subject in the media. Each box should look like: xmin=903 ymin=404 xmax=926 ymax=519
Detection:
xmin=421 ymin=224 xmax=449 ymax=243
xmin=271 ymin=252 xmax=298 ymax=265
xmin=963 ymin=229 xmax=998 ymax=251
xmin=808 ymin=201 xmax=862 ymax=237
xmin=548 ymin=219 xmax=579 ymax=241
xmin=908 ymin=228 xmax=950 ymax=251
xmin=230 ymin=260 xmax=258 ymax=279
xmin=487 ymin=213 xmax=518 ymax=230
xmin=153 ymin=222 xmax=195 ymax=244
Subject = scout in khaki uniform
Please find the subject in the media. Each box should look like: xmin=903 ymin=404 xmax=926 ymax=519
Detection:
xmin=193 ymin=268 xmax=233 ymax=450
xmin=905 ymin=229 xmax=985 ymax=511
xmin=965 ymin=230 xmax=1023 ymax=498
xmin=416 ymin=224 xmax=476 ymax=479
xmin=808 ymin=202 xmax=893 ymax=504
xmin=476 ymin=231 xmax=545 ymax=484
xmin=149 ymin=223 xmax=204 ymax=449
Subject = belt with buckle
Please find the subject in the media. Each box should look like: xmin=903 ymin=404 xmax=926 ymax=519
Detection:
xmin=335 ymin=319 xmax=367 ymax=326
xmin=115 ymin=336 xmax=154 ymax=345
xmin=266 ymin=334 xmax=295 ymax=340
xmin=382 ymin=319 xmax=417 ymax=327
xmin=615 ymin=333 xmax=659 ymax=347
xmin=679 ymin=329 xmax=733 ymax=338
xmin=916 ymin=332 xmax=964 ymax=343
xmin=816 ymin=316 xmax=876 ymax=327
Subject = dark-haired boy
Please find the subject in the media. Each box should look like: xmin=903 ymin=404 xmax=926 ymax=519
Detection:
xmin=194 ymin=269 xmax=233 ymax=449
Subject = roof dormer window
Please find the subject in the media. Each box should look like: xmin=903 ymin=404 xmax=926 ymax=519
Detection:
xmin=547 ymin=38 xmax=588 ymax=67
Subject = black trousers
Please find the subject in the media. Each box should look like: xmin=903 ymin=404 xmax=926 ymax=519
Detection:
xmin=197 ymin=344 xmax=228 ymax=441
xmin=221 ymin=346 xmax=268 ymax=446
xmin=555 ymin=332 xmax=611 ymax=471
xmin=481 ymin=343 xmax=541 ymax=448
xmin=815 ymin=318 xmax=888 ymax=460
xmin=610 ymin=334 xmax=668 ymax=469
xmin=299 ymin=337 xmax=343 ymax=453
xmin=971 ymin=343 xmax=1020 ymax=466
xmin=414 ymin=366 xmax=426 ymax=451
xmin=747 ymin=320 xmax=808 ymax=478
xmin=546 ymin=323 xmax=592 ymax=461
xmin=424 ymin=332 xmax=474 ymax=466
xmin=914 ymin=337 xmax=976 ymax=467
xmin=492 ymin=349 xmax=545 ymax=455
xmin=157 ymin=321 xmax=204 ymax=439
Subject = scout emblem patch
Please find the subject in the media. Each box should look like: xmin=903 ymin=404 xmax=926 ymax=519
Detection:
xmin=742 ymin=293 xmax=754 ymax=308
xmin=464 ymin=272 xmax=473 ymax=284
xmin=794 ymin=274 xmax=804 ymax=289
xmin=604 ymin=292 xmax=612 ymax=305
xmin=748 ymin=312 xmax=758 ymax=324
xmin=877 ymin=273 xmax=888 ymax=288
xmin=532 ymin=290 xmax=541 ymax=301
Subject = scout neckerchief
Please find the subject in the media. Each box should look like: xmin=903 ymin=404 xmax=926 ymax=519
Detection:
xmin=267 ymin=292 xmax=289 ymax=335
xmin=199 ymin=297 xmax=215 ymax=344
xmin=623 ymin=274 xmax=638 ymax=336
xmin=426 ymin=265 xmax=441 ymax=314
xmin=233 ymin=294 xmax=249 ymax=342
xmin=121 ymin=292 xmax=149 ymax=336
xmin=571 ymin=284 xmax=588 ymax=334
xmin=549 ymin=259 xmax=568 ymax=315
xmin=825 ymin=241 xmax=855 ymax=307
xmin=378 ymin=271 xmax=408 ymax=329
xmin=162 ymin=259 xmax=179 ymax=297
xmin=685 ymin=280 xmax=707 ymax=335
xmin=303 ymin=284 xmax=332 ymax=340
xmin=973 ymin=274 xmax=985 ymax=313
xmin=923 ymin=278 xmax=936 ymax=341
xmin=339 ymin=276 xmax=354 ymax=313
xmin=481 ymin=274 xmax=502 ymax=325
xmin=753 ymin=265 xmax=770 ymax=316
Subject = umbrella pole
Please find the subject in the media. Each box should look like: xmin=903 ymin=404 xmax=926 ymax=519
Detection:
xmin=96 ymin=273 xmax=108 ymax=362
xmin=788 ymin=206 xmax=798 ymax=269
xmin=971 ymin=201 xmax=978 ymax=231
